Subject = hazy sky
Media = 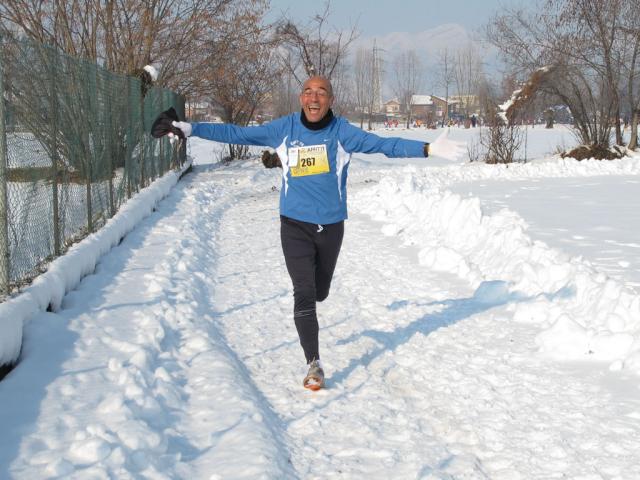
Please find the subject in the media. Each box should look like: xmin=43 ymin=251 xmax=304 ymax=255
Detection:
xmin=267 ymin=0 xmax=517 ymax=37
xmin=266 ymin=0 xmax=526 ymax=96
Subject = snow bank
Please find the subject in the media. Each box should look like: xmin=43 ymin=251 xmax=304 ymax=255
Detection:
xmin=415 ymin=153 xmax=640 ymax=189
xmin=352 ymin=159 xmax=640 ymax=374
xmin=0 ymin=160 xmax=192 ymax=366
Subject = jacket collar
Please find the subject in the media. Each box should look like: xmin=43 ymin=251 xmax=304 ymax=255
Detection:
xmin=300 ymin=109 xmax=334 ymax=130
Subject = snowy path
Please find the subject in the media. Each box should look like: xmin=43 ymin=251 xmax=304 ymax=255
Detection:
xmin=200 ymin=163 xmax=640 ymax=478
xmin=2 ymin=148 xmax=640 ymax=478
xmin=1 ymin=164 xmax=296 ymax=479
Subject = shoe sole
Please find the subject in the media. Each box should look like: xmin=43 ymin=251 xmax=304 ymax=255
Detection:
xmin=304 ymin=381 xmax=323 ymax=391
xmin=303 ymin=374 xmax=324 ymax=391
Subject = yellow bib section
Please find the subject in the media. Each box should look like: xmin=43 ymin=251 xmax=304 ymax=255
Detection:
xmin=289 ymin=145 xmax=330 ymax=177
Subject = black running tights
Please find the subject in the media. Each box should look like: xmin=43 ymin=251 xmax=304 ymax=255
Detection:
xmin=280 ymin=216 xmax=344 ymax=364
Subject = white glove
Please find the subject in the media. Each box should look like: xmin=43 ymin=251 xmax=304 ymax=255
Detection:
xmin=427 ymin=129 xmax=466 ymax=161
xmin=171 ymin=120 xmax=192 ymax=138
xmin=167 ymin=132 xmax=178 ymax=145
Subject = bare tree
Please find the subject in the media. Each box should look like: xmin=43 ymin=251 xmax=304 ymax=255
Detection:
xmin=276 ymin=0 xmax=358 ymax=87
xmin=353 ymin=47 xmax=374 ymax=128
xmin=480 ymin=74 xmax=526 ymax=164
xmin=391 ymin=50 xmax=423 ymax=129
xmin=271 ymin=53 xmax=301 ymax=117
xmin=434 ymin=47 xmax=455 ymax=126
xmin=481 ymin=121 xmax=525 ymax=164
xmin=452 ymin=43 xmax=484 ymax=121
xmin=0 ymin=0 xmax=235 ymax=98
xmin=332 ymin=65 xmax=357 ymax=117
xmin=487 ymin=0 xmax=633 ymax=152
xmin=202 ymin=2 xmax=281 ymax=159
xmin=620 ymin=0 xmax=640 ymax=149
xmin=567 ymin=0 xmax=625 ymax=145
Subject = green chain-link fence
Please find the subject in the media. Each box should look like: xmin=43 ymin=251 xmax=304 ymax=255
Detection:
xmin=0 ymin=36 xmax=186 ymax=299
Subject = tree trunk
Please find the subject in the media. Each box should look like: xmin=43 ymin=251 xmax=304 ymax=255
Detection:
xmin=629 ymin=110 xmax=639 ymax=150
xmin=615 ymin=108 xmax=623 ymax=145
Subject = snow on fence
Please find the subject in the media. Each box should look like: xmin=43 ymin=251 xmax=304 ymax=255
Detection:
xmin=0 ymin=36 xmax=186 ymax=301
xmin=0 ymin=160 xmax=191 ymax=366
xmin=0 ymin=37 xmax=188 ymax=368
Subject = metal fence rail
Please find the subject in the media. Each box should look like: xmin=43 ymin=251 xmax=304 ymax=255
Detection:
xmin=0 ymin=36 xmax=186 ymax=298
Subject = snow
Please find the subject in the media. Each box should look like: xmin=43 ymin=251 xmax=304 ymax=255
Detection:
xmin=498 ymin=92 xmax=519 ymax=115
xmin=0 ymin=160 xmax=191 ymax=365
xmin=411 ymin=95 xmax=433 ymax=105
xmin=143 ymin=65 xmax=159 ymax=82
xmin=1 ymin=127 xmax=640 ymax=479
xmin=450 ymin=175 xmax=640 ymax=290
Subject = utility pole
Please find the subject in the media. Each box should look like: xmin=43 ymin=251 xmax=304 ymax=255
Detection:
xmin=368 ymin=40 xmax=383 ymax=130
xmin=372 ymin=40 xmax=382 ymax=113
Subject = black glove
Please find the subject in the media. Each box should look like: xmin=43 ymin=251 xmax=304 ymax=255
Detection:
xmin=151 ymin=107 xmax=187 ymax=139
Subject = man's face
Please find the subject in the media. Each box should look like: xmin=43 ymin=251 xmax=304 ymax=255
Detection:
xmin=299 ymin=77 xmax=334 ymax=123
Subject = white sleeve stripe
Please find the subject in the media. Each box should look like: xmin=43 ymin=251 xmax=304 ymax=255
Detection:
xmin=276 ymin=137 xmax=289 ymax=195
xmin=335 ymin=141 xmax=351 ymax=200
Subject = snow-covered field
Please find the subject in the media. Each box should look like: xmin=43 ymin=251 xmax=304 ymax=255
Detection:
xmin=1 ymin=126 xmax=640 ymax=479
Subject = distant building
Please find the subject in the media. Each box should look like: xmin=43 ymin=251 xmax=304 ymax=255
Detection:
xmin=410 ymin=95 xmax=452 ymax=127
xmin=431 ymin=95 xmax=448 ymax=123
xmin=448 ymin=95 xmax=481 ymax=119
xmin=383 ymin=98 xmax=401 ymax=116
xmin=410 ymin=95 xmax=434 ymax=123
xmin=384 ymin=95 xmax=460 ymax=127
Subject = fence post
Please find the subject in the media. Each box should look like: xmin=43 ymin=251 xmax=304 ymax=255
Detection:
xmin=0 ymin=37 xmax=10 ymax=296
xmin=180 ymin=95 xmax=187 ymax=166
xmin=49 ymin=49 xmax=61 ymax=256
xmin=139 ymin=83 xmax=146 ymax=189
xmin=85 ymin=61 xmax=96 ymax=234
xmin=126 ymin=77 xmax=136 ymax=199
xmin=104 ymin=71 xmax=115 ymax=218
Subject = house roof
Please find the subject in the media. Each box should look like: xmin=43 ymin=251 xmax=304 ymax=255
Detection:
xmin=411 ymin=95 xmax=433 ymax=105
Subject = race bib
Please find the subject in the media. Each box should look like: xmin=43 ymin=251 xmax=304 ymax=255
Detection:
xmin=289 ymin=144 xmax=330 ymax=177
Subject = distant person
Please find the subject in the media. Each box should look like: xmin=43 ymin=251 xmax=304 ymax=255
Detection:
xmin=152 ymin=76 xmax=460 ymax=390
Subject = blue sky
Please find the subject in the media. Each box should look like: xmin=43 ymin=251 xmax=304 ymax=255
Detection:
xmin=267 ymin=0 xmax=516 ymax=37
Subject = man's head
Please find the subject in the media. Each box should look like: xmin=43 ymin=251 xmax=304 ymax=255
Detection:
xmin=299 ymin=76 xmax=334 ymax=123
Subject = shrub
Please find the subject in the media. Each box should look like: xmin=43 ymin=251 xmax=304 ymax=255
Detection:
xmin=261 ymin=150 xmax=282 ymax=168
xmin=561 ymin=145 xmax=626 ymax=160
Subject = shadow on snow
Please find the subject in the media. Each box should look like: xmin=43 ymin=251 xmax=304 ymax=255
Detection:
xmin=329 ymin=280 xmax=572 ymax=387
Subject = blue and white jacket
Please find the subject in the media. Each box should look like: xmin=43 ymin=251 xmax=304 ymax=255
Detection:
xmin=191 ymin=111 xmax=427 ymax=225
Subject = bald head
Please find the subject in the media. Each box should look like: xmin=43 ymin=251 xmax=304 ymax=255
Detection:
xmin=299 ymin=76 xmax=334 ymax=123
xmin=302 ymin=76 xmax=333 ymax=97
